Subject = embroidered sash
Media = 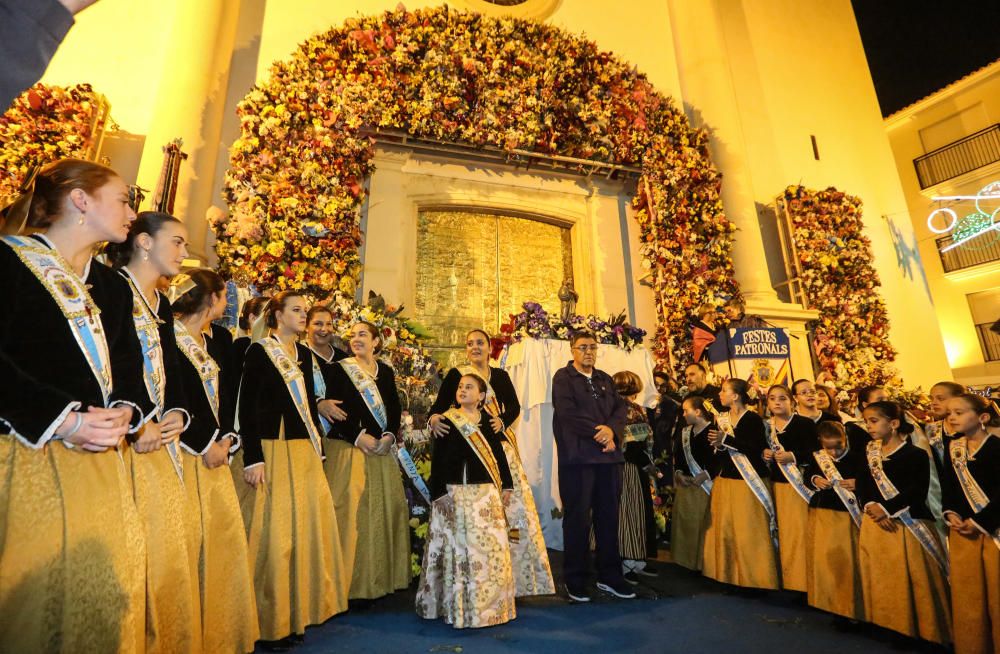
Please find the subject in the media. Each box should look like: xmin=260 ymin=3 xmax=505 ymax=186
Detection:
xmin=457 ymin=364 xmax=520 ymax=459
xmin=173 ymin=321 xmax=220 ymax=422
xmin=340 ymin=357 xmax=388 ymax=432
xmin=260 ymin=338 xmax=323 ymax=458
xmin=768 ymin=417 xmax=814 ymax=503
xmin=444 ymin=408 xmax=504 ymax=492
xmin=866 ymin=440 xmax=949 ymax=573
xmin=949 ymin=437 xmax=1000 ymax=551
xmin=704 ymin=402 xmax=779 ymax=550
xmin=310 ymin=352 xmax=332 ymax=435
xmin=3 ymin=235 xmax=111 ymax=403
xmin=681 ymin=425 xmax=713 ymax=495
xmin=813 ymin=449 xmax=863 ymax=527
xmin=926 ymin=421 xmax=946 ymax=466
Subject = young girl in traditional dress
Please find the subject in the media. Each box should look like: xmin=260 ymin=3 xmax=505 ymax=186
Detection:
xmin=428 ymin=329 xmax=554 ymax=596
xmin=671 ymin=395 xmax=719 ymax=571
xmin=108 ymin=212 xmax=203 ymax=654
xmin=237 ymin=291 xmax=348 ymax=648
xmin=612 ymin=370 xmax=658 ymax=580
xmin=0 ymin=159 xmax=148 ymax=653
xmin=857 ymin=400 xmax=951 ymax=646
xmin=763 ymin=384 xmax=818 ymax=593
xmin=803 ymin=421 xmax=865 ymax=622
xmin=325 ymin=321 xmax=412 ymax=601
xmin=703 ymin=378 xmax=780 ymax=590
xmin=926 ymin=381 xmax=965 ymax=471
xmin=416 ymin=373 xmax=516 ymax=628
xmin=942 ymin=393 xmax=999 ymax=654
xmin=844 ymin=386 xmax=885 ymax=453
xmin=172 ymin=269 xmax=259 ymax=654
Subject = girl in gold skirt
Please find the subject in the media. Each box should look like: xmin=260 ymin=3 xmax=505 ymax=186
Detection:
xmin=416 ymin=373 xmax=516 ymax=628
xmin=703 ymin=379 xmax=780 ymax=590
xmin=0 ymin=159 xmax=148 ymax=653
xmin=109 ymin=211 xmax=202 ymax=654
xmin=237 ymin=292 xmax=348 ymax=648
xmin=942 ymin=393 xmax=999 ymax=654
xmin=173 ymin=269 xmax=260 ymax=654
xmin=803 ymin=421 xmax=865 ymax=621
xmin=325 ymin=321 xmax=412 ymax=601
xmin=428 ymin=329 xmax=554 ymax=596
xmin=857 ymin=401 xmax=951 ymax=646
xmin=671 ymin=396 xmax=720 ymax=571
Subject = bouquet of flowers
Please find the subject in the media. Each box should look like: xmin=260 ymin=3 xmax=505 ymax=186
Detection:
xmin=497 ymin=301 xmax=647 ymax=352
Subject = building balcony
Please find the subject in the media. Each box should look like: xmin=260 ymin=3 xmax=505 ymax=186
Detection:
xmin=914 ymin=123 xmax=1000 ymax=189
xmin=936 ymin=232 xmax=1000 ymax=273
xmin=976 ymin=322 xmax=1000 ymax=363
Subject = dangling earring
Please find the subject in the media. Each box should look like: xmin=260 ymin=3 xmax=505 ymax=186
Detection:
xmin=142 ymin=249 xmax=149 ymax=261
xmin=78 ymin=211 xmax=85 ymax=226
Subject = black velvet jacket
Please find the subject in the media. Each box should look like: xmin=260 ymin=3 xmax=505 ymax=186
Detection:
xmin=325 ymin=359 xmax=401 ymax=443
xmin=673 ymin=423 xmax=723 ymax=479
xmin=804 ymin=447 xmax=866 ymax=512
xmin=941 ymin=434 xmax=999 ymax=533
xmin=767 ymin=414 xmax=818 ymax=484
xmin=856 ymin=440 xmax=934 ymax=521
xmin=174 ymin=322 xmax=235 ymax=455
xmin=430 ymin=410 xmax=513 ymax=501
xmin=430 ymin=366 xmax=521 ymax=437
xmin=717 ymin=410 xmax=770 ymax=479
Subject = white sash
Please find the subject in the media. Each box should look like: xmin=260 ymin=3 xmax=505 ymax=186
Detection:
xmin=813 ymin=449 xmax=863 ymax=527
xmin=340 ymin=357 xmax=388 ymax=432
xmin=925 ymin=421 xmax=946 ymax=465
xmin=949 ymin=437 xmax=1000 ymax=551
xmin=310 ymin=352 xmax=332 ymax=435
xmin=768 ymin=417 xmax=815 ymax=503
xmin=444 ymin=408 xmax=504 ymax=492
xmin=866 ymin=441 xmax=949 ymax=574
xmin=173 ymin=321 xmax=220 ymax=422
xmin=260 ymin=338 xmax=323 ymax=458
xmin=681 ymin=425 xmax=713 ymax=495
xmin=456 ymin=364 xmax=521 ymax=458
xmin=2 ymin=235 xmax=111 ymax=403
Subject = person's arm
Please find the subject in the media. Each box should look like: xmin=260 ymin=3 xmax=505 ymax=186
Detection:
xmin=326 ymin=364 xmax=365 ymax=445
xmin=605 ymin=377 xmax=628 ymax=439
xmin=483 ymin=415 xmax=514 ymax=491
xmin=429 ymin=368 xmax=460 ymax=418
xmin=492 ymin=369 xmax=521 ymax=428
xmin=0 ymin=0 xmax=79 ymax=112
xmin=236 ymin=344 xmax=267 ymax=468
xmin=101 ymin=271 xmax=156 ymax=429
xmin=879 ymin=448 xmax=929 ymax=517
xmin=380 ymin=364 xmax=401 ymax=436
xmin=160 ymin=312 xmax=191 ymax=432
xmin=0 ymin=345 xmax=78 ymax=446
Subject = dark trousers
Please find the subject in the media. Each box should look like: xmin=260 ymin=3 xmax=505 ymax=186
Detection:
xmin=559 ymin=463 xmax=624 ymax=588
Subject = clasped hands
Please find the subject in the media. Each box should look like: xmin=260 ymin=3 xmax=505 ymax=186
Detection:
xmin=356 ymin=429 xmax=394 ymax=456
xmin=762 ymin=448 xmax=795 ymax=464
xmin=428 ymin=413 xmax=504 ymax=438
xmin=593 ymin=425 xmax=615 ymax=452
xmin=946 ymin=512 xmax=982 ymax=537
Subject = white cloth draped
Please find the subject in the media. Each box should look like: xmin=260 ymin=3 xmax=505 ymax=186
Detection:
xmin=500 ymin=338 xmax=658 ymax=550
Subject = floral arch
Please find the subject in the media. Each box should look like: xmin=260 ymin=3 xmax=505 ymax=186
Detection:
xmin=215 ymin=5 xmax=740 ymax=370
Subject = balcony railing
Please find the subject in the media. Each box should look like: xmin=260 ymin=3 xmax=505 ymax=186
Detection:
xmin=976 ymin=322 xmax=1000 ymax=363
xmin=936 ymin=232 xmax=1000 ymax=272
xmin=914 ymin=124 xmax=1000 ymax=189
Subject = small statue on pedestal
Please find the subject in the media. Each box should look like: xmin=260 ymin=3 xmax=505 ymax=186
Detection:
xmin=558 ymin=278 xmax=578 ymax=322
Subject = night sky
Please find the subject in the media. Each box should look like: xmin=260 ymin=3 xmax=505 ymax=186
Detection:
xmin=851 ymin=0 xmax=1000 ymax=117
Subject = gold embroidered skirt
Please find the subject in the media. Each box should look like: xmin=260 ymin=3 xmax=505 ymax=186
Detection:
xmin=323 ymin=438 xmax=411 ymax=600
xmin=949 ymin=530 xmax=999 ymax=654
xmin=670 ymin=482 xmax=711 ymax=571
xmin=235 ymin=438 xmax=347 ymax=641
xmin=806 ymin=508 xmax=864 ymax=620
xmin=126 ymin=445 xmax=201 ymax=654
xmin=182 ymin=451 xmax=259 ymax=654
xmin=858 ymin=515 xmax=951 ymax=644
xmin=774 ymin=482 xmax=809 ymax=592
xmin=0 ymin=436 xmax=146 ymax=654
xmin=702 ymin=476 xmax=780 ymax=590
xmin=501 ymin=440 xmax=554 ymax=596
xmin=415 ymin=484 xmax=517 ymax=629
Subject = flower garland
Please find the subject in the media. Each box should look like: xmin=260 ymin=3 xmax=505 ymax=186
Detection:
xmin=217 ymin=5 xmax=739 ymax=374
xmin=495 ymin=301 xmax=647 ymax=354
xmin=0 ymin=83 xmax=107 ymax=201
xmin=779 ymin=185 xmax=898 ymax=388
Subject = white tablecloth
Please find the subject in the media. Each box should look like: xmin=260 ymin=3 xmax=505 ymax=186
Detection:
xmin=501 ymin=338 xmax=658 ymax=550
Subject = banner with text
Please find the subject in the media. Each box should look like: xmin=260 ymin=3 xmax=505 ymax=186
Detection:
xmin=707 ymin=327 xmax=791 ymax=388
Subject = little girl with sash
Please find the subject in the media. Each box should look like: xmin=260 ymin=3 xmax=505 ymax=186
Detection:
xmin=110 ymin=212 xmax=203 ymax=654
xmin=763 ymin=384 xmax=818 ymax=593
xmin=416 ymin=372 xmax=517 ymax=628
xmin=325 ymin=320 xmax=412 ymax=600
xmin=803 ymin=421 xmax=866 ymax=622
xmin=0 ymin=159 xmax=148 ymax=653
xmin=942 ymin=393 xmax=1000 ymax=654
xmin=428 ymin=329 xmax=554 ymax=596
xmin=703 ymin=378 xmax=780 ymax=590
xmin=237 ymin=291 xmax=348 ymax=647
xmin=172 ymin=269 xmax=259 ymax=654
xmin=925 ymin=381 xmax=964 ymax=474
xmin=671 ymin=396 xmax=720 ymax=571
xmin=856 ymin=401 xmax=951 ymax=646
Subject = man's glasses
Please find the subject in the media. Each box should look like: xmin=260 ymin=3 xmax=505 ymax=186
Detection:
xmin=574 ymin=345 xmax=599 ymax=352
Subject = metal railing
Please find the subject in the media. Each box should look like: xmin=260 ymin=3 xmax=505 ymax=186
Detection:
xmin=914 ymin=123 xmax=1000 ymax=189
xmin=936 ymin=232 xmax=1000 ymax=272
xmin=976 ymin=322 xmax=1000 ymax=363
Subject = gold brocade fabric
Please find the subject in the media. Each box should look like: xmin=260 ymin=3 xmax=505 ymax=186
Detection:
xmin=235 ymin=437 xmax=348 ymax=641
xmin=501 ymin=440 xmax=555 ymax=596
xmin=858 ymin=515 xmax=952 ymax=645
xmin=774 ymin=483 xmax=809 ymax=592
xmin=806 ymin=508 xmax=864 ymax=620
xmin=702 ymin=477 xmax=781 ymax=590
xmin=182 ymin=452 xmax=259 ymax=654
xmin=949 ymin=530 xmax=999 ymax=654
xmin=670 ymin=483 xmax=711 ymax=571
xmin=0 ymin=436 xmax=146 ymax=654
xmin=415 ymin=483 xmax=517 ymax=629
xmin=125 ymin=446 xmax=201 ymax=654
xmin=323 ymin=439 xmax=412 ymax=600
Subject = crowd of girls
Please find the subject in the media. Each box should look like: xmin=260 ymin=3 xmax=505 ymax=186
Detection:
xmin=667 ymin=371 xmax=998 ymax=653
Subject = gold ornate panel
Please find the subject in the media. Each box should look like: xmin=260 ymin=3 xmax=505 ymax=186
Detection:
xmin=415 ymin=209 xmax=573 ymax=366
